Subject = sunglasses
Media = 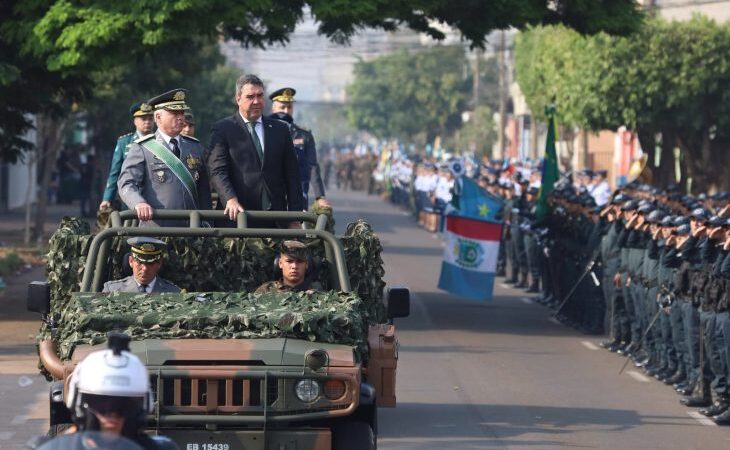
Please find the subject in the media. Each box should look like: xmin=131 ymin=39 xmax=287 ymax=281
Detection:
xmin=83 ymin=395 xmax=142 ymax=416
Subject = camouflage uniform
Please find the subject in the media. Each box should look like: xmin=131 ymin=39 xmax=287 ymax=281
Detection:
xmin=255 ymin=279 xmax=323 ymax=294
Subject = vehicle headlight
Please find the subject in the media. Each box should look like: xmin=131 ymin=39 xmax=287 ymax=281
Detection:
xmin=295 ymin=379 xmax=320 ymax=402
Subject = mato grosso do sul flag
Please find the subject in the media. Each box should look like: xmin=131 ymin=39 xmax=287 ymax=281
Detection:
xmin=438 ymin=215 xmax=503 ymax=301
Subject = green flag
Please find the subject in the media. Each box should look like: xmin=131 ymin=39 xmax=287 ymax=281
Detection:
xmin=536 ymin=105 xmax=558 ymax=219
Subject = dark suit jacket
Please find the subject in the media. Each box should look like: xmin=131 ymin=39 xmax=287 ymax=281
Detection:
xmin=208 ymin=114 xmax=303 ymax=213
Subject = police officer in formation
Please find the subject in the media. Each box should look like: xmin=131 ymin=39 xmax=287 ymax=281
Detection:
xmin=524 ymin=180 xmax=730 ymax=425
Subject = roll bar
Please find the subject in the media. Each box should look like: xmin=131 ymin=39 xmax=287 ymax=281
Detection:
xmin=81 ymin=210 xmax=349 ymax=293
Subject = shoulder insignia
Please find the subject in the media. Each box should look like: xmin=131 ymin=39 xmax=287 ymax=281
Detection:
xmin=118 ymin=132 xmax=134 ymax=140
xmin=180 ymin=134 xmax=200 ymax=143
xmin=134 ymin=133 xmax=155 ymax=144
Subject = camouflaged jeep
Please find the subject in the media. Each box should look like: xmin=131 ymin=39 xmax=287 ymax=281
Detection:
xmin=29 ymin=210 xmax=410 ymax=450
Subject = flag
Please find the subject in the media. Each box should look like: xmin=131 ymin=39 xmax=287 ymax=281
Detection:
xmin=455 ymin=176 xmax=504 ymax=222
xmin=438 ymin=215 xmax=503 ymax=301
xmin=536 ymin=105 xmax=559 ymax=219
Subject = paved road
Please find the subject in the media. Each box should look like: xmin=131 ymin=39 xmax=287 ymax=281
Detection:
xmin=2 ymin=187 xmax=730 ymax=449
xmin=330 ymin=188 xmax=730 ymax=450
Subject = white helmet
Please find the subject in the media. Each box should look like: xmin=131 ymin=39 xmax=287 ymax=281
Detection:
xmin=66 ymin=335 xmax=152 ymax=430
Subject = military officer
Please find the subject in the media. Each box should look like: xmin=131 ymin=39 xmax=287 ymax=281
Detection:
xmin=99 ymin=101 xmax=155 ymax=210
xmin=182 ymin=111 xmax=196 ymax=137
xmin=102 ymin=237 xmax=180 ymax=293
xmin=118 ymin=89 xmax=212 ymax=226
xmin=255 ymin=240 xmax=323 ymax=293
xmin=268 ymin=87 xmax=330 ymax=209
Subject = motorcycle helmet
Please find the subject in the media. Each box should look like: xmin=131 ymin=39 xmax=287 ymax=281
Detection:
xmin=65 ymin=333 xmax=152 ymax=436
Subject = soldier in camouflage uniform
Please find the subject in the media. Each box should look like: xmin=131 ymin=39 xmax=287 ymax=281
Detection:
xmin=99 ymin=101 xmax=155 ymax=211
xmin=103 ymin=237 xmax=180 ymax=293
xmin=256 ymin=240 xmax=323 ymax=293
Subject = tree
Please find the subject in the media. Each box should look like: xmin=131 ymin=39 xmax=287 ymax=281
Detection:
xmin=0 ymin=0 xmax=643 ymax=164
xmin=514 ymin=17 xmax=730 ymax=192
xmin=347 ymin=46 xmax=470 ymax=142
xmin=451 ymin=105 xmax=497 ymax=157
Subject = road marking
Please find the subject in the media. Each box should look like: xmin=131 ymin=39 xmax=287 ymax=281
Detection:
xmin=11 ymin=415 xmax=28 ymax=425
xmin=581 ymin=341 xmax=599 ymax=350
xmin=627 ymin=370 xmax=651 ymax=382
xmin=548 ymin=317 xmax=561 ymax=326
xmin=0 ymin=432 xmax=15 ymax=440
xmin=687 ymin=411 xmax=717 ymax=427
xmin=520 ymin=297 xmax=533 ymax=304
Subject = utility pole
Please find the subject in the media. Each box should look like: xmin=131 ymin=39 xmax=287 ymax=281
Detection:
xmin=472 ymin=48 xmax=481 ymax=107
xmin=497 ymin=31 xmax=507 ymax=160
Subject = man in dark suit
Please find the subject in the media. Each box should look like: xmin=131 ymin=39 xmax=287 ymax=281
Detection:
xmin=208 ymin=74 xmax=303 ymax=228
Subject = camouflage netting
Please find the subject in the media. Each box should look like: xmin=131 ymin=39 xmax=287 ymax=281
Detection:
xmin=55 ymin=291 xmax=369 ymax=361
xmin=39 ymin=215 xmax=386 ymax=374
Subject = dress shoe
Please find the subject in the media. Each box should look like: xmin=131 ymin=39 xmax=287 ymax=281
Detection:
xmin=713 ymin=409 xmax=730 ymax=425
xmin=526 ymin=280 xmax=540 ymax=293
xmin=676 ymin=386 xmax=693 ymax=396
xmin=600 ymin=339 xmax=619 ymax=349
xmin=700 ymin=400 xmax=728 ymax=417
xmin=680 ymin=395 xmax=711 ymax=407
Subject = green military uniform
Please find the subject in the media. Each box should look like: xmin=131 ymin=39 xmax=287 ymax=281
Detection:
xmin=101 ymin=101 xmax=154 ymax=207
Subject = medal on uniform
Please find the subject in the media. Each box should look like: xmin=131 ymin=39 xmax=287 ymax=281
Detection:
xmin=186 ymin=154 xmax=198 ymax=169
xmin=156 ymin=170 xmax=165 ymax=182
xmin=293 ymin=137 xmax=305 ymax=146
xmin=193 ymin=170 xmax=199 ymax=181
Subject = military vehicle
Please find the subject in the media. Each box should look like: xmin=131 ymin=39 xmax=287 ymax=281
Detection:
xmin=29 ymin=210 xmax=410 ymax=450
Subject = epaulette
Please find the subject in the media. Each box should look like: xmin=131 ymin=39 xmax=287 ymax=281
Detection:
xmin=180 ymin=134 xmax=200 ymax=143
xmin=134 ymin=133 xmax=155 ymax=144
xmin=118 ymin=132 xmax=134 ymax=140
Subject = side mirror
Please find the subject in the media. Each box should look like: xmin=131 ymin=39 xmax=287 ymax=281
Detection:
xmin=27 ymin=281 xmax=50 ymax=315
xmin=386 ymin=287 xmax=410 ymax=320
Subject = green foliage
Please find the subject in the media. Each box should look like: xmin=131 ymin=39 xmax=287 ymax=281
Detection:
xmin=0 ymin=252 xmax=24 ymax=276
xmin=1 ymin=0 xmax=642 ymax=163
xmin=514 ymin=16 xmax=730 ymax=191
xmin=450 ymin=105 xmax=497 ymax=156
xmin=346 ymin=46 xmax=470 ymax=141
xmin=52 ymin=290 xmax=371 ymax=361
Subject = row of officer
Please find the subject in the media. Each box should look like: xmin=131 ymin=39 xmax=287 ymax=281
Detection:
xmin=532 ymin=183 xmax=730 ymax=425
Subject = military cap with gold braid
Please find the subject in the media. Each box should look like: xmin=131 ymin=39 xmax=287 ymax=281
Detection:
xmin=128 ymin=237 xmax=167 ymax=263
xmin=269 ymin=87 xmax=296 ymax=103
xmin=129 ymin=101 xmax=153 ymax=117
xmin=147 ymin=88 xmax=190 ymax=111
xmin=280 ymin=240 xmax=310 ymax=260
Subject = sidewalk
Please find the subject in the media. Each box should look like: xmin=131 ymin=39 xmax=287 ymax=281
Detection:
xmin=0 ymin=202 xmax=95 ymax=248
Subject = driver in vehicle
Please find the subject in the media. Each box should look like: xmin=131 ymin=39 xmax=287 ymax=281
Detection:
xmin=255 ymin=240 xmax=322 ymax=293
xmin=103 ymin=237 xmax=180 ymax=293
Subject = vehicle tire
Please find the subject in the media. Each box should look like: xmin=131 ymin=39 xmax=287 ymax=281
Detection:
xmin=332 ymin=420 xmax=376 ymax=450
